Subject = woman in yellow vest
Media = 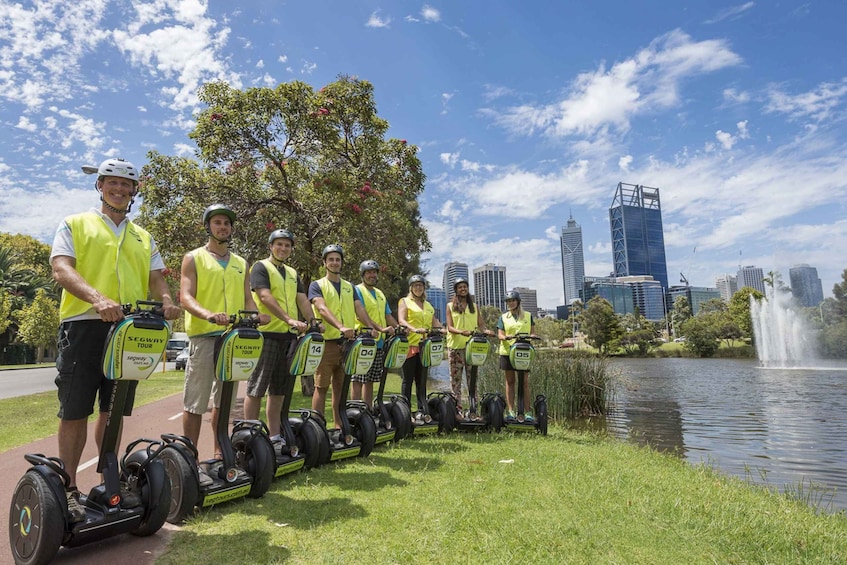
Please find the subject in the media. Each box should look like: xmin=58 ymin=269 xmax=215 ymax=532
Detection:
xmin=497 ymin=289 xmax=538 ymax=421
xmin=398 ymin=275 xmax=445 ymax=416
xmin=446 ymin=277 xmax=492 ymax=420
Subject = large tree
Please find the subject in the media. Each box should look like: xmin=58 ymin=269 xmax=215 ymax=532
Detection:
xmin=729 ymin=286 xmax=764 ymax=340
xmin=14 ymin=289 xmax=59 ymax=362
xmin=579 ymin=296 xmax=622 ymax=354
xmin=137 ymin=77 xmax=429 ymax=302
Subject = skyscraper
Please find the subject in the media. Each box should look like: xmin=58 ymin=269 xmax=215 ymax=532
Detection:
xmin=560 ymin=214 xmax=585 ymax=305
xmin=737 ymin=265 xmax=765 ymax=294
xmin=442 ymin=261 xmax=469 ymax=301
xmin=609 ymin=183 xmax=669 ymax=291
xmin=513 ymin=286 xmax=539 ymax=317
xmin=715 ymin=274 xmax=738 ymax=302
xmin=473 ymin=263 xmax=507 ymax=310
xmin=427 ymin=286 xmax=447 ymax=323
xmin=789 ymin=264 xmax=824 ymax=307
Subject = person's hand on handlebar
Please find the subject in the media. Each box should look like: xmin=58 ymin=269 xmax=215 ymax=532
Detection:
xmin=383 ymin=326 xmax=396 ymax=337
xmin=340 ymin=326 xmax=355 ymax=339
xmin=208 ymin=312 xmax=230 ymax=325
xmin=257 ymin=313 xmax=271 ymax=325
xmin=160 ymin=302 xmax=182 ymax=321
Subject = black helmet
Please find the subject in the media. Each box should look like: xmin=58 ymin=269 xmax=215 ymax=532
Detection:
xmin=321 ymin=244 xmax=344 ymax=260
xmin=202 ymin=204 xmax=236 ymax=225
xmin=268 ymin=229 xmax=295 ymax=245
xmin=359 ymin=260 xmax=380 ymax=277
xmin=453 ymin=277 xmax=469 ymax=291
xmin=505 ymin=290 xmax=521 ymax=302
xmin=408 ymin=274 xmax=427 ymax=287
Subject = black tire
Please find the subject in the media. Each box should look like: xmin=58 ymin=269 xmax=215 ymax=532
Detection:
xmin=294 ymin=419 xmax=323 ymax=470
xmin=348 ymin=407 xmax=377 ymax=457
xmin=159 ymin=447 xmax=198 ymax=524
xmin=130 ymin=459 xmax=171 ymax=537
xmin=9 ymin=470 xmax=64 ymax=565
xmin=428 ymin=396 xmax=455 ymax=434
xmin=486 ymin=396 xmax=504 ymax=432
xmin=388 ymin=401 xmax=410 ymax=441
xmin=232 ymin=431 xmax=275 ymax=499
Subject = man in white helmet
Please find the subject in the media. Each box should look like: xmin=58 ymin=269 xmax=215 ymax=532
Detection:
xmin=50 ymin=158 xmax=181 ymax=521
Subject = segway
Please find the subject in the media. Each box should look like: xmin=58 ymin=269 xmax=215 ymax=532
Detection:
xmin=371 ymin=326 xmax=413 ymax=443
xmin=408 ymin=329 xmax=455 ymax=435
xmin=283 ymin=320 xmax=329 ymax=471
xmin=9 ymin=301 xmax=172 ymax=565
xmin=503 ymin=333 xmax=548 ymax=435
xmin=158 ymin=311 xmax=275 ymax=524
xmin=453 ymin=329 xmax=505 ymax=432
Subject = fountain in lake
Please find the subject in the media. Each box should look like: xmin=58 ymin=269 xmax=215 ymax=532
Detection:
xmin=750 ymin=286 xmax=818 ymax=368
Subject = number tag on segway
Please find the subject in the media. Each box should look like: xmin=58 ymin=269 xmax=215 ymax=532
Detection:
xmin=421 ymin=335 xmax=444 ymax=368
xmin=290 ymin=331 xmax=325 ymax=377
xmin=216 ymin=327 xmax=264 ymax=382
xmin=383 ymin=334 xmax=410 ymax=370
xmin=509 ymin=342 xmax=535 ymax=372
xmin=344 ymin=336 xmax=377 ymax=375
xmin=102 ymin=317 xmax=169 ymax=380
xmin=465 ymin=336 xmax=490 ymax=367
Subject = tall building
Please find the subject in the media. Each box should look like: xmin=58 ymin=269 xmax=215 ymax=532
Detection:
xmin=668 ymin=286 xmax=722 ymax=314
xmin=715 ymin=274 xmax=738 ymax=302
xmin=442 ymin=261 xmax=469 ymax=301
xmin=427 ymin=286 xmax=447 ymax=323
xmin=560 ymin=214 xmax=585 ymax=305
xmin=609 ymin=183 xmax=669 ymax=291
xmin=582 ymin=276 xmax=635 ymax=316
xmin=473 ymin=263 xmax=507 ymax=311
xmin=513 ymin=287 xmax=539 ymax=317
xmin=789 ymin=264 xmax=824 ymax=307
xmin=615 ymin=275 xmax=665 ymax=321
xmin=737 ymin=265 xmax=765 ymax=294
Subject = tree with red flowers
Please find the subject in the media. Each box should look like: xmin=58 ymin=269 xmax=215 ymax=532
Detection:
xmin=137 ymin=76 xmax=429 ymax=301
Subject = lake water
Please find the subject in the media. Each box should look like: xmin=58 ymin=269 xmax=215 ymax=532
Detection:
xmin=606 ymin=357 xmax=847 ymax=513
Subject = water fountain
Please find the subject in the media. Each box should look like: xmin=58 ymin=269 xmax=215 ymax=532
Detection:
xmin=750 ymin=286 xmax=818 ymax=368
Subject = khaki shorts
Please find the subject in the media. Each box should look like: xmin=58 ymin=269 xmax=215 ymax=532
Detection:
xmin=183 ymin=336 xmax=235 ymax=414
xmin=314 ymin=341 xmax=345 ymax=389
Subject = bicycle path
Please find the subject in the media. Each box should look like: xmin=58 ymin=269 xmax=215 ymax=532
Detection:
xmin=2 ymin=384 xmax=247 ymax=565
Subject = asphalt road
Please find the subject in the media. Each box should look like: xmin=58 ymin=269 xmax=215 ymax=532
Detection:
xmin=0 ymin=362 xmax=177 ymax=400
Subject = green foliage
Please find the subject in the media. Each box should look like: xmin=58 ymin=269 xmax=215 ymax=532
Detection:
xmin=137 ymin=76 xmax=430 ymax=300
xmin=671 ymin=295 xmax=692 ymax=334
xmin=579 ymin=296 xmax=622 ymax=354
xmin=14 ymin=289 xmax=59 ymax=358
xmin=680 ymin=315 xmax=720 ymax=357
xmin=0 ymin=291 xmax=11 ymax=334
xmin=534 ymin=316 xmax=569 ymax=346
xmin=830 ymin=268 xmax=847 ymax=320
xmin=729 ymin=286 xmax=764 ymax=339
xmin=0 ymin=233 xmax=52 ymax=278
xmin=479 ymin=304 xmax=502 ymax=331
xmin=617 ymin=311 xmax=659 ymax=356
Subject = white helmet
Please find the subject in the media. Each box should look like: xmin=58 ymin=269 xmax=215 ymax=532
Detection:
xmin=91 ymin=158 xmax=139 ymax=183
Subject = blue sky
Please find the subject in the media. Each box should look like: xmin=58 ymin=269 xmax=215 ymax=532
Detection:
xmin=1 ymin=1 xmax=845 ymax=309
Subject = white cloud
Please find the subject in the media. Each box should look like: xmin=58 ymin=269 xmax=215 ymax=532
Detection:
xmin=715 ymin=130 xmax=736 ymax=150
xmin=619 ymin=155 xmax=633 ymax=171
xmin=723 ymin=87 xmax=750 ymax=104
xmin=737 ymin=120 xmax=749 ymax=139
xmin=256 ymin=59 xmax=265 ymax=68
xmin=15 ymin=116 xmax=37 ymax=132
xmin=421 ymin=5 xmax=441 ymax=22
xmin=764 ymin=79 xmax=847 ymax=122
xmin=440 ymin=152 xmax=459 ymax=168
xmin=278 ymin=55 xmax=288 ymax=63
xmin=487 ymin=30 xmax=742 ymax=139
xmin=704 ymin=2 xmax=755 ymax=25
xmin=301 ymin=61 xmax=317 ymax=74
xmin=366 ymin=11 xmax=391 ymax=28
xmin=482 ymin=84 xmax=514 ymax=101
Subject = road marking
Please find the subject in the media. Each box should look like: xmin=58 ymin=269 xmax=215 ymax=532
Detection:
xmin=168 ymin=412 xmax=181 ymax=421
xmin=78 ymin=456 xmax=98 ymax=472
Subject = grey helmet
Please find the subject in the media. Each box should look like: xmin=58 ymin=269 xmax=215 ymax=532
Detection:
xmin=453 ymin=277 xmax=469 ymax=292
xmin=408 ymin=274 xmax=427 ymax=287
xmin=202 ymin=204 xmax=236 ymax=225
xmin=321 ymin=244 xmax=344 ymax=260
xmin=268 ymin=229 xmax=295 ymax=245
xmin=359 ymin=259 xmax=380 ymax=277
xmin=505 ymin=290 xmax=521 ymax=303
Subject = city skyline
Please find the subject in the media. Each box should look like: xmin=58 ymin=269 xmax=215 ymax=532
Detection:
xmin=560 ymin=214 xmax=585 ymax=307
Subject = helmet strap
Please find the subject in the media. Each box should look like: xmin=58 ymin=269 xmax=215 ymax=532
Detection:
xmin=206 ymin=225 xmax=231 ymax=244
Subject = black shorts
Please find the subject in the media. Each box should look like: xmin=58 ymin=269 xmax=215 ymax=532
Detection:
xmin=499 ymin=354 xmax=530 ymax=372
xmin=55 ymin=320 xmax=137 ymax=420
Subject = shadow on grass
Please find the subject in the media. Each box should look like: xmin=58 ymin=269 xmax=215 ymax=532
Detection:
xmin=163 ymin=528 xmax=289 ymax=563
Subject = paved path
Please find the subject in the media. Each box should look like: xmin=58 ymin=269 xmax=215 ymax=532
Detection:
xmin=1 ymin=384 xmax=246 ymax=565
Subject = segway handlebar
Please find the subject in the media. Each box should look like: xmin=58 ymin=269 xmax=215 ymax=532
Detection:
xmin=207 ymin=310 xmax=261 ymax=328
xmin=505 ymin=332 xmax=541 ymax=343
xmin=121 ymin=300 xmax=166 ymax=318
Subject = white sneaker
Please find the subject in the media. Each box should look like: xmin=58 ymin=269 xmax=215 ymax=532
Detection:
xmin=197 ymin=466 xmax=214 ymax=487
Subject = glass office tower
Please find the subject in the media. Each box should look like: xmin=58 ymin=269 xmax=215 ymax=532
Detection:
xmin=560 ymin=214 xmax=585 ymax=305
xmin=610 ymin=183 xmax=669 ymax=291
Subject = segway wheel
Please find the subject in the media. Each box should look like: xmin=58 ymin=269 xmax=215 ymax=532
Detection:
xmin=232 ymin=431 xmax=275 ymax=499
xmin=428 ymin=396 xmax=456 ymax=434
xmin=9 ymin=470 xmax=64 ymax=565
xmin=295 ymin=419 xmax=323 ymax=470
xmin=486 ymin=397 xmax=504 ymax=432
xmin=159 ymin=447 xmax=198 ymax=524
xmin=123 ymin=452 xmax=172 ymax=537
xmin=388 ymin=401 xmax=411 ymax=441
xmin=348 ymin=407 xmax=377 ymax=457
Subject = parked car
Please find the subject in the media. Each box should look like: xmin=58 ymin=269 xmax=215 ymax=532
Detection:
xmin=673 ymin=337 xmax=686 ymax=343
xmin=166 ymin=332 xmax=189 ymax=361
xmin=175 ymin=347 xmax=189 ymax=370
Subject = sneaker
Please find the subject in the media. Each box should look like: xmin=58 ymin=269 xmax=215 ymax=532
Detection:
xmin=197 ymin=465 xmax=214 ymax=487
xmin=120 ymin=482 xmax=142 ymax=508
xmin=65 ymin=488 xmax=86 ymax=522
xmin=505 ymin=410 xmax=516 ymax=421
xmin=271 ymin=438 xmax=286 ymax=457
xmin=524 ymin=411 xmax=535 ymax=423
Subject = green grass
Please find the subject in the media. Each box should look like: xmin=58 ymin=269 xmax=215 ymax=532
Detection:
xmin=0 ymin=370 xmax=186 ymax=453
xmin=158 ymin=427 xmax=847 ymax=564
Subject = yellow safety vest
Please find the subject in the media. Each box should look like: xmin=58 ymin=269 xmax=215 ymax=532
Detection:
xmin=59 ymin=212 xmax=152 ymax=321
xmin=312 ymin=277 xmax=356 ymax=340
xmin=251 ymin=259 xmax=299 ymax=334
xmin=185 ymin=248 xmax=247 ymax=337
xmin=446 ymin=302 xmax=477 ymax=350
xmin=401 ymin=297 xmax=434 ymax=347
xmin=498 ymin=310 xmax=532 ymax=355
xmin=355 ymin=283 xmax=388 ymax=341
